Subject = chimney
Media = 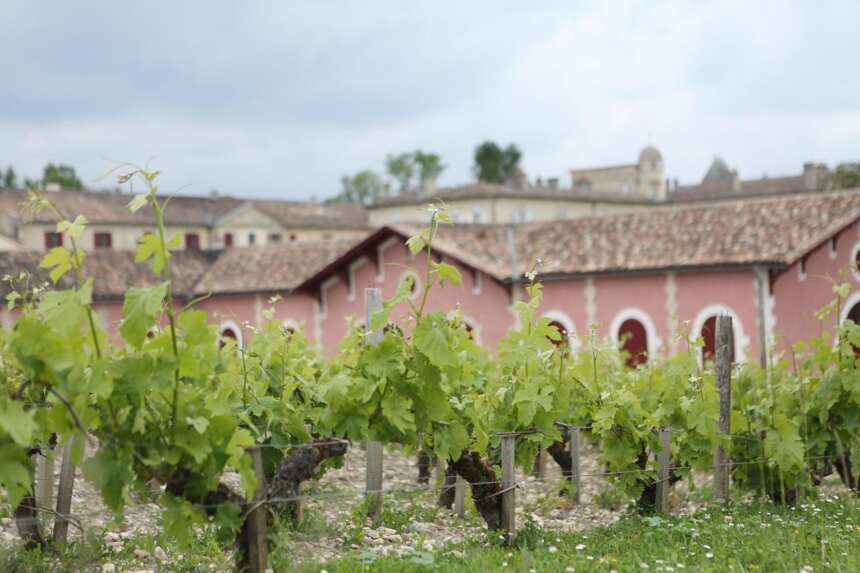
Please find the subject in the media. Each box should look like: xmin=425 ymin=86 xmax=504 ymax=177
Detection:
xmin=731 ymin=169 xmax=741 ymax=192
xmin=547 ymin=177 xmax=559 ymax=190
xmin=44 ymin=182 xmax=62 ymax=192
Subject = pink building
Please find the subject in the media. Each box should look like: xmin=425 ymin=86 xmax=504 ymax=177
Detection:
xmin=3 ymin=190 xmax=860 ymax=366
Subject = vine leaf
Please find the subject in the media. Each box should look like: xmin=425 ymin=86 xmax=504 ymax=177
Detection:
xmin=120 ymin=282 xmax=169 ymax=348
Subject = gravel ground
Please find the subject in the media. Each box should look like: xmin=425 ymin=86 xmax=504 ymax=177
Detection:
xmin=0 ymin=441 xmax=707 ymax=569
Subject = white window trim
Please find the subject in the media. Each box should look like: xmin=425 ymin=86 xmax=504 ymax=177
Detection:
xmin=472 ymin=268 xmax=482 ymax=295
xmin=829 ymin=237 xmax=839 ymax=259
xmin=376 ymin=237 xmax=399 ymax=281
xmin=319 ymin=276 xmax=339 ymax=320
xmin=347 ymin=257 xmax=368 ymax=302
xmin=398 ymin=270 xmax=422 ymax=301
xmin=689 ymin=304 xmax=749 ymax=364
xmin=839 ymin=290 xmax=860 ymax=324
xmin=851 ymin=242 xmax=860 ymax=282
xmin=542 ymin=309 xmax=580 ymax=352
xmin=219 ymin=320 xmax=244 ymax=348
xmin=609 ymin=307 xmax=662 ymax=362
xmin=798 ymin=257 xmax=807 ymax=282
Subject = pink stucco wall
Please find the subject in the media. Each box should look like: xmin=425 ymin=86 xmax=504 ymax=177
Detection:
xmin=317 ymin=238 xmax=514 ymax=354
xmin=772 ymin=223 xmax=860 ymax=354
xmin=674 ymin=270 xmax=760 ymax=362
xmin=537 ymin=270 xmax=762 ymax=362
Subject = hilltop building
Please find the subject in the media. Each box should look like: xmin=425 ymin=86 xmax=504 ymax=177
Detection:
xmin=0 ymin=187 xmax=369 ymax=252
xmin=367 ymin=146 xmax=833 ymax=226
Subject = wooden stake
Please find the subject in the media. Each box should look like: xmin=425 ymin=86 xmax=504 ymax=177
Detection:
xmin=364 ymin=288 xmax=384 ymax=522
xmin=568 ymin=426 xmax=581 ymax=504
xmin=655 ymin=427 xmax=671 ymax=514
xmin=453 ymin=475 xmax=466 ymax=518
xmin=531 ymin=451 xmax=546 ymax=479
xmin=365 ymin=440 xmax=383 ymax=522
xmin=500 ymin=434 xmax=517 ymax=543
xmin=37 ymin=452 xmax=55 ymax=514
xmin=714 ymin=314 xmax=734 ymax=502
xmin=246 ymin=447 xmax=269 ymax=573
xmin=52 ymin=438 xmax=75 ymax=545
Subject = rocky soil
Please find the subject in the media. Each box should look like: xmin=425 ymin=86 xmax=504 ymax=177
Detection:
xmin=0 ymin=441 xmax=706 ymax=571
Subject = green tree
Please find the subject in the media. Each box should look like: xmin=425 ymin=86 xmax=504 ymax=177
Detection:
xmin=832 ymin=163 xmax=860 ymax=190
xmin=473 ymin=141 xmax=522 ymax=184
xmin=413 ymin=151 xmax=445 ymax=188
xmin=330 ymin=170 xmax=388 ymax=204
xmin=385 ymin=153 xmax=416 ymax=193
xmin=42 ymin=163 xmax=83 ymax=190
xmin=3 ymin=167 xmax=16 ymax=188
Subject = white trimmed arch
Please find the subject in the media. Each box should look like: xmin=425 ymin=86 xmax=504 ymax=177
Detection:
xmin=690 ymin=304 xmax=749 ymax=363
xmin=398 ymin=270 xmax=422 ymax=301
xmin=282 ymin=318 xmax=301 ymax=335
xmin=839 ymin=290 xmax=860 ymax=324
xmin=609 ymin=307 xmax=662 ymax=361
xmin=541 ymin=309 xmax=580 ymax=351
xmin=219 ymin=320 xmax=244 ymax=348
xmin=850 ymin=242 xmax=860 ymax=282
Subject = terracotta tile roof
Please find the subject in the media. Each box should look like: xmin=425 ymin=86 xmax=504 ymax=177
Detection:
xmin=0 ymin=188 xmax=368 ymax=230
xmin=0 ymin=187 xmax=243 ymax=227
xmin=670 ymin=175 xmax=809 ymax=202
xmin=192 ymin=240 xmax=356 ymax=294
xmin=522 ymin=188 xmax=860 ymax=277
xmin=0 ymin=249 xmax=214 ymax=300
xmin=365 ymin=188 xmax=860 ymax=281
xmin=369 ymin=183 xmax=654 ymax=208
xmin=250 ymin=200 xmax=369 ymax=229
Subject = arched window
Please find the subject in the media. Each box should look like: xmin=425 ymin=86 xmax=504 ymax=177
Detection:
xmin=618 ymin=318 xmax=648 ymax=368
xmin=541 ymin=311 xmax=576 ymax=351
xmin=547 ymin=320 xmax=569 ymax=348
xmin=699 ymin=315 xmax=736 ymax=364
xmin=219 ymin=321 xmax=243 ymax=349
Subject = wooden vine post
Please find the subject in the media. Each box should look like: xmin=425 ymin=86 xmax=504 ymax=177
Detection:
xmin=568 ymin=426 xmax=582 ymax=504
xmin=453 ymin=475 xmax=466 ymax=518
xmin=499 ymin=433 xmax=517 ymax=543
xmin=364 ymin=288 xmax=384 ymax=522
xmin=53 ymin=437 xmax=76 ymax=545
xmin=714 ymin=314 xmax=734 ymax=502
xmin=245 ymin=446 xmax=269 ymax=573
xmin=36 ymin=453 xmax=55 ymax=516
xmin=655 ymin=427 xmax=671 ymax=514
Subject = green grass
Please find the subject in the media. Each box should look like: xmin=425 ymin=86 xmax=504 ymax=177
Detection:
xmin=295 ymin=494 xmax=860 ymax=573
xmin=2 ymin=494 xmax=858 ymax=572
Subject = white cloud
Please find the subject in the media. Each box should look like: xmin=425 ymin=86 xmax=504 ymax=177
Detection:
xmin=1 ymin=0 xmax=857 ymax=198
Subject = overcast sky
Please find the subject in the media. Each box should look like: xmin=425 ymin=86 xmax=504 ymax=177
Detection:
xmin=1 ymin=1 xmax=858 ymax=200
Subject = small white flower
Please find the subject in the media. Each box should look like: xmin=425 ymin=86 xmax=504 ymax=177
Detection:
xmin=548 ymin=546 xmax=558 ymax=554
xmin=501 ymin=562 xmax=508 ymax=568
xmin=565 ymin=568 xmax=575 ymax=573
xmin=587 ymin=555 xmax=594 ymax=561
xmin=640 ymin=564 xmax=650 ymax=570
xmin=576 ymin=544 xmax=586 ymax=551
xmin=705 ymin=553 xmax=714 ymax=559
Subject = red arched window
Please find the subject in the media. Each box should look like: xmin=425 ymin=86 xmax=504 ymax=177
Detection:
xmin=618 ymin=318 xmax=648 ymax=368
xmin=700 ymin=316 xmax=735 ymax=363
xmin=855 ymin=249 xmax=860 ymax=274
xmin=463 ymin=322 xmax=475 ymax=340
xmin=845 ymin=302 xmax=860 ymax=357
xmin=219 ymin=327 xmax=238 ymax=349
xmin=547 ymin=320 xmax=569 ymax=348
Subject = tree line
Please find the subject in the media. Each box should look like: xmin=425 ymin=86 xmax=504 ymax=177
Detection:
xmin=330 ymin=140 xmax=523 ymax=205
xmin=0 ymin=162 xmax=84 ymax=190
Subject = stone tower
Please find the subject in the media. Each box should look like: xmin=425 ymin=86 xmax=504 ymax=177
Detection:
xmin=637 ymin=145 xmax=667 ymax=200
